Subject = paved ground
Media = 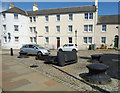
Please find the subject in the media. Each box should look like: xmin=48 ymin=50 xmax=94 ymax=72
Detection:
xmin=2 ymin=54 xmax=74 ymax=91
xmin=1 ymin=49 xmax=120 ymax=92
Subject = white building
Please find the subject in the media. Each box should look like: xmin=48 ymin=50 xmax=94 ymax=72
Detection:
xmin=0 ymin=2 xmax=119 ymax=50
xmin=1 ymin=5 xmax=29 ymax=49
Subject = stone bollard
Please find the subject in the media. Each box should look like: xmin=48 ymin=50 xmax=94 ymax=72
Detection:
xmin=81 ymin=63 xmax=111 ymax=84
xmin=10 ymin=48 xmax=13 ymax=56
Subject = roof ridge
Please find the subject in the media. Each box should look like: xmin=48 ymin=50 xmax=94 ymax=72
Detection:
xmin=27 ymin=5 xmax=95 ymax=12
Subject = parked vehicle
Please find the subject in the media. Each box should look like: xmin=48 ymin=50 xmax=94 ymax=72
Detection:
xmin=20 ymin=44 xmax=50 ymax=56
xmin=58 ymin=43 xmax=78 ymax=52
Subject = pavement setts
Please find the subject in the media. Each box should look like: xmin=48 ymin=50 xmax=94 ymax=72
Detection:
xmin=2 ymin=55 xmax=75 ymax=91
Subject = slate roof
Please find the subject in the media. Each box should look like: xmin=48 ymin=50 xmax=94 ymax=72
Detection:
xmin=97 ymin=15 xmax=120 ymax=24
xmin=2 ymin=7 xmax=27 ymax=16
xmin=1 ymin=5 xmax=96 ymax=16
xmin=27 ymin=5 xmax=96 ymax=16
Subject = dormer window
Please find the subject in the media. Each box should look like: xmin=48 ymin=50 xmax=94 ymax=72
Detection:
xmin=14 ymin=14 xmax=18 ymax=19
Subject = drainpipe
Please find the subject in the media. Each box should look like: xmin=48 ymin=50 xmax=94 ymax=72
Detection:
xmin=94 ymin=0 xmax=98 ymax=49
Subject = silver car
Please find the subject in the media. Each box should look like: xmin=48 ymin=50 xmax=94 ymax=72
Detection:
xmin=20 ymin=44 xmax=50 ymax=56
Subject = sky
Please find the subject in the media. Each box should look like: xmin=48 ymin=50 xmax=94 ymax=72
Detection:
xmin=1 ymin=2 xmax=119 ymax=15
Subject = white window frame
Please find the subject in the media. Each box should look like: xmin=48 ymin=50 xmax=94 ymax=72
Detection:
xmin=56 ymin=15 xmax=60 ymax=21
xmin=69 ymin=14 xmax=73 ymax=21
xmin=14 ymin=14 xmax=18 ymax=19
xmin=15 ymin=37 xmax=19 ymax=42
xmin=84 ymin=25 xmax=88 ymax=32
xmin=84 ymin=25 xmax=93 ymax=32
xmin=30 ymin=27 xmax=32 ymax=33
xmin=45 ymin=26 xmax=49 ymax=33
xmin=84 ymin=13 xmax=93 ymax=20
xmin=33 ymin=27 xmax=36 ymax=33
xmin=68 ymin=25 xmax=73 ymax=32
xmin=30 ymin=17 xmax=32 ymax=22
xmin=14 ymin=25 xmax=19 ymax=31
xmin=89 ymin=13 xmax=93 ymax=19
xmin=3 ymin=25 xmax=6 ymax=31
xmin=45 ymin=37 xmax=49 ymax=44
xmin=83 ymin=37 xmax=92 ymax=44
xmin=68 ymin=37 xmax=72 ymax=43
xmin=2 ymin=13 xmax=6 ymax=19
xmin=34 ymin=37 xmax=36 ymax=43
xmin=84 ymin=13 xmax=88 ymax=20
xmin=3 ymin=36 xmax=7 ymax=43
xmin=102 ymin=25 xmax=107 ymax=32
xmin=30 ymin=37 xmax=33 ymax=42
xmin=45 ymin=16 xmax=49 ymax=22
xmin=89 ymin=25 xmax=93 ymax=32
xmin=33 ymin=17 xmax=36 ymax=22
xmin=101 ymin=37 xmax=106 ymax=44
xmin=56 ymin=26 xmax=60 ymax=33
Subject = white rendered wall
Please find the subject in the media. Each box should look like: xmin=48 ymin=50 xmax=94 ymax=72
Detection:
xmin=36 ymin=12 xmax=96 ymax=50
xmin=1 ymin=13 xmax=29 ymax=49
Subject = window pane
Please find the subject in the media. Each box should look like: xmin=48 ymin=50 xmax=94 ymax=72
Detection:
xmin=57 ymin=15 xmax=60 ymax=21
xmin=102 ymin=25 xmax=107 ymax=31
xmin=56 ymin=26 xmax=60 ymax=32
xmin=68 ymin=25 xmax=72 ymax=32
xmin=30 ymin=37 xmax=33 ymax=42
xmin=89 ymin=13 xmax=93 ymax=19
xmin=45 ymin=37 xmax=49 ymax=43
xmin=14 ymin=25 xmax=18 ymax=31
xmin=30 ymin=17 xmax=32 ymax=22
xmin=69 ymin=37 xmax=72 ymax=43
xmin=84 ymin=13 xmax=88 ymax=19
xmin=69 ymin=14 xmax=73 ymax=20
xmin=30 ymin=27 xmax=32 ymax=32
xmin=3 ymin=14 xmax=6 ymax=19
xmin=88 ymin=37 xmax=92 ymax=43
xmin=33 ymin=17 xmax=35 ymax=22
xmin=101 ymin=37 xmax=106 ymax=44
xmin=45 ymin=16 xmax=49 ymax=21
xmin=89 ymin=25 xmax=93 ymax=32
xmin=45 ymin=26 xmax=49 ymax=32
xmin=3 ymin=25 xmax=6 ymax=30
xmin=14 ymin=14 xmax=18 ymax=19
xmin=84 ymin=25 xmax=88 ymax=32
xmin=34 ymin=37 xmax=36 ymax=42
xmin=4 ymin=36 xmax=7 ymax=43
xmin=33 ymin=27 xmax=36 ymax=32
xmin=83 ymin=37 xmax=87 ymax=44
xmin=15 ymin=37 xmax=19 ymax=42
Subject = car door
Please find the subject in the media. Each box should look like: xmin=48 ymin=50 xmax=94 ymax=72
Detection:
xmin=63 ymin=44 xmax=69 ymax=51
xmin=22 ymin=45 xmax=29 ymax=53
xmin=68 ymin=44 xmax=73 ymax=51
xmin=27 ymin=45 xmax=36 ymax=54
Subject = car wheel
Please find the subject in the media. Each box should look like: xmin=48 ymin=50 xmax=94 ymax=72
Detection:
xmin=59 ymin=49 xmax=63 ymax=51
xmin=72 ymin=49 xmax=77 ymax=52
xmin=37 ymin=51 xmax=42 ymax=56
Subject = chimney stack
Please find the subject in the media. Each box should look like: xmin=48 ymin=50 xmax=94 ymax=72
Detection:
xmin=95 ymin=0 xmax=98 ymax=9
xmin=33 ymin=2 xmax=38 ymax=11
xmin=9 ymin=3 xmax=14 ymax=9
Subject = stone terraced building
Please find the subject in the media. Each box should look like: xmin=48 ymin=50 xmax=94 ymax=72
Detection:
xmin=0 ymin=1 xmax=119 ymax=50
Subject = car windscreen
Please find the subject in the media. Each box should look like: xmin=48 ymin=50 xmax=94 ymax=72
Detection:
xmin=36 ymin=45 xmax=45 ymax=49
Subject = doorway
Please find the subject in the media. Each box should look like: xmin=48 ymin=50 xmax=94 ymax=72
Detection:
xmin=114 ymin=35 xmax=119 ymax=48
xmin=57 ymin=37 xmax=60 ymax=48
